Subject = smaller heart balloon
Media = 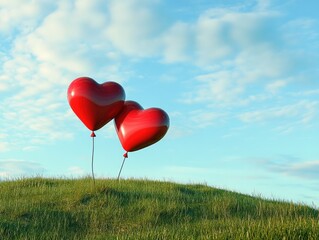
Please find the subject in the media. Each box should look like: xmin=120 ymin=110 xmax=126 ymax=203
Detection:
xmin=114 ymin=101 xmax=170 ymax=152
xmin=67 ymin=77 xmax=125 ymax=132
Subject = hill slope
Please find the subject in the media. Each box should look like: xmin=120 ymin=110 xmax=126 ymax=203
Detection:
xmin=0 ymin=178 xmax=318 ymax=239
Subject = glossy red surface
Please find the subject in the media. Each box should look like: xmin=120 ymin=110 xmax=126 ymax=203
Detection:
xmin=67 ymin=77 xmax=125 ymax=131
xmin=115 ymin=101 xmax=169 ymax=152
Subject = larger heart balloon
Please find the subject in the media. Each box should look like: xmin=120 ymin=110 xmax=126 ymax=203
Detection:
xmin=115 ymin=101 xmax=169 ymax=152
xmin=67 ymin=77 xmax=125 ymax=132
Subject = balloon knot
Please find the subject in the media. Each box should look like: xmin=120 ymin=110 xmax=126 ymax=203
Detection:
xmin=91 ymin=131 xmax=96 ymax=137
xmin=123 ymin=152 xmax=128 ymax=158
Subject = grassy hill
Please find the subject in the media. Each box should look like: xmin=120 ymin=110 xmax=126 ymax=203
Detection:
xmin=0 ymin=178 xmax=318 ymax=239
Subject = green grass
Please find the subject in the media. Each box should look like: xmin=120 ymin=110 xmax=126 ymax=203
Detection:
xmin=0 ymin=177 xmax=318 ymax=239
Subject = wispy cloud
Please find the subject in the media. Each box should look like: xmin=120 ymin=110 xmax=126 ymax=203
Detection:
xmin=265 ymin=80 xmax=288 ymax=94
xmin=0 ymin=92 xmax=74 ymax=150
xmin=0 ymin=0 xmax=55 ymax=34
xmin=256 ymin=0 xmax=271 ymax=11
xmin=0 ymin=134 xmax=9 ymax=152
xmin=174 ymin=5 xmax=318 ymax=113
xmin=238 ymin=100 xmax=318 ymax=125
xmin=0 ymin=159 xmax=45 ymax=178
xmin=189 ymin=109 xmax=227 ymax=128
xmin=183 ymin=72 xmax=245 ymax=106
xmin=106 ymin=0 xmax=166 ymax=57
xmin=1 ymin=0 xmax=318 ymax=160
xmin=68 ymin=166 xmax=87 ymax=177
xmin=285 ymin=160 xmax=319 ymax=179
xmin=0 ymin=142 xmax=9 ymax=152
xmin=0 ymin=0 xmax=122 ymax=150
xmin=252 ymin=157 xmax=319 ymax=180
xmin=282 ymin=18 xmax=319 ymax=49
xmin=162 ymin=22 xmax=194 ymax=62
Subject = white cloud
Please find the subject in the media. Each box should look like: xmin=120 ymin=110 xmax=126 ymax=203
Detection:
xmin=0 ymin=159 xmax=45 ymax=178
xmin=0 ymin=87 xmax=74 ymax=151
xmin=21 ymin=0 xmax=110 ymax=75
xmin=0 ymin=82 xmax=8 ymax=91
xmin=189 ymin=109 xmax=226 ymax=128
xmin=105 ymin=1 xmax=282 ymax=65
xmin=0 ymin=0 xmax=122 ymax=151
xmin=0 ymin=134 xmax=8 ymax=138
xmin=235 ymin=47 xmax=292 ymax=82
xmin=266 ymin=80 xmax=288 ymax=94
xmin=0 ymin=0 xmax=55 ymax=34
xmin=106 ymin=0 xmax=164 ymax=57
xmin=193 ymin=9 xmax=281 ymax=65
xmin=1 ymin=0 xmax=318 ymax=153
xmin=68 ymin=166 xmax=87 ymax=176
xmin=238 ymin=100 xmax=318 ymax=125
xmin=166 ymin=126 xmax=192 ymax=139
xmin=256 ymin=0 xmax=271 ymax=11
xmin=177 ymin=8 xmax=303 ymax=107
xmin=183 ymin=71 xmax=245 ymax=106
xmin=0 ymin=142 xmax=9 ymax=152
xmin=292 ymin=89 xmax=319 ymax=97
xmin=162 ymin=22 xmax=194 ymax=62
xmin=172 ymin=5 xmax=319 ymax=110
xmin=286 ymin=160 xmax=319 ymax=179
xmin=282 ymin=18 xmax=319 ymax=48
xmin=163 ymin=111 xmax=193 ymax=138
xmin=253 ymin=157 xmax=319 ymax=180
xmin=195 ymin=9 xmax=235 ymax=62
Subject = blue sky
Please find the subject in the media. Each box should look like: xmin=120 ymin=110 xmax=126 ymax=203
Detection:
xmin=1 ymin=0 xmax=319 ymax=206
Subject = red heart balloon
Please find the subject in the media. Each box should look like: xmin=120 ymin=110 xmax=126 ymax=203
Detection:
xmin=115 ymin=101 xmax=169 ymax=152
xmin=67 ymin=77 xmax=125 ymax=132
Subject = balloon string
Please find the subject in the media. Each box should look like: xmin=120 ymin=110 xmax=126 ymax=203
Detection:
xmin=91 ymin=132 xmax=96 ymax=187
xmin=117 ymin=153 xmax=128 ymax=181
